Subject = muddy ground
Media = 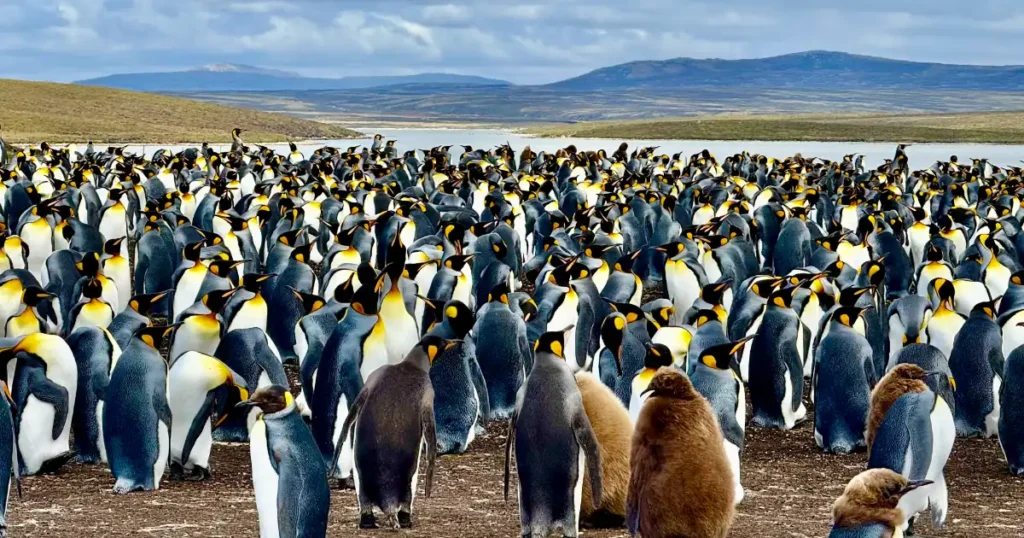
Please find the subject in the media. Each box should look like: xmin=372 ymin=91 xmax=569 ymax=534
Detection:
xmin=8 ymin=408 xmax=1022 ymax=538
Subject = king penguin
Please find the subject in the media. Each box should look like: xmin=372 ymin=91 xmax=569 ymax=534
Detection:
xmin=339 ymin=335 xmax=449 ymax=529
xmin=472 ymin=282 xmax=532 ymax=419
xmin=813 ymin=306 xmax=875 ymax=454
xmin=948 ymin=300 xmax=1003 ymax=438
xmin=828 ymin=469 xmax=934 ymax=538
xmin=504 ymin=328 xmax=602 ymax=538
xmin=103 ymin=325 xmax=174 ymax=493
xmin=239 ymin=385 xmax=331 ymax=538
xmin=427 ymin=300 xmax=488 ymax=454
xmin=749 ymin=285 xmax=806 ymax=430
xmin=66 ymin=326 xmax=121 ymax=464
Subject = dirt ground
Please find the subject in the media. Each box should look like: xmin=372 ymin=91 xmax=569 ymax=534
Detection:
xmin=7 ymin=405 xmax=1022 ymax=538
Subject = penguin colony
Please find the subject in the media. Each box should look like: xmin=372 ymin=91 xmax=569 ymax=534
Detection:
xmin=0 ymin=134 xmax=1022 ymax=537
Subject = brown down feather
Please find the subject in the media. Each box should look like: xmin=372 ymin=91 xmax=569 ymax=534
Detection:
xmin=866 ymin=364 xmax=929 ymax=454
xmin=575 ymin=372 xmax=633 ymax=524
xmin=832 ymin=468 xmax=909 ymax=536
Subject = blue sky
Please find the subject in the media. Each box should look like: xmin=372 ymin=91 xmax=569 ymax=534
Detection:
xmin=4 ymin=0 xmax=1024 ymax=84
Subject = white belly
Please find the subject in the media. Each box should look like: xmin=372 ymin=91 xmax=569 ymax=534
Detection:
xmin=249 ymin=419 xmax=281 ymax=538
xmin=154 ymin=421 xmax=169 ymax=489
xmin=19 ymin=394 xmax=66 ymax=474
xmin=725 ymin=440 xmax=743 ymax=504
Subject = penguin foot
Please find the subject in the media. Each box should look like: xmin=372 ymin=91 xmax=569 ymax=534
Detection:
xmin=358 ymin=513 xmax=377 ymax=529
xmin=334 ymin=477 xmax=355 ymax=490
xmin=906 ymin=516 xmax=916 ymax=535
xmin=169 ymin=462 xmax=186 ymax=480
xmin=38 ymin=451 xmax=76 ymax=475
xmin=398 ymin=511 xmax=412 ymax=529
xmin=185 ymin=466 xmax=212 ymax=482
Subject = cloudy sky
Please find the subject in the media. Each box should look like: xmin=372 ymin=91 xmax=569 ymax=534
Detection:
xmin=3 ymin=0 xmax=1024 ymax=84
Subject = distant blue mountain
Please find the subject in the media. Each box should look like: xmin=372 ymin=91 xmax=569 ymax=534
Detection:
xmin=547 ymin=50 xmax=1024 ymax=91
xmin=75 ymin=64 xmax=510 ymax=92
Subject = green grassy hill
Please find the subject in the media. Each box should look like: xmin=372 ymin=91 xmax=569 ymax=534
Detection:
xmin=528 ymin=111 xmax=1024 ymax=143
xmin=0 ymin=79 xmax=358 ymax=144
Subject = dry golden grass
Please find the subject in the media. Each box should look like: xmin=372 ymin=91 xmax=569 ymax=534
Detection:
xmin=0 ymin=79 xmax=359 ymax=144
xmin=529 ymin=111 xmax=1024 ymax=143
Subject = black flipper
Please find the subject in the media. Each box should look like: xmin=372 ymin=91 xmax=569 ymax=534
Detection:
xmin=29 ymin=377 xmax=69 ymax=441
xmin=180 ymin=392 xmax=215 ymax=467
xmin=503 ymin=408 xmax=518 ymax=502
xmin=469 ymin=356 xmax=490 ymax=422
xmin=420 ymin=398 xmax=437 ymax=498
xmin=573 ymin=405 xmax=603 ymax=509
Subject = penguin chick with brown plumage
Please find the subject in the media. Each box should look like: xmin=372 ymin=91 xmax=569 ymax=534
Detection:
xmin=627 ymin=368 xmax=735 ymax=538
xmin=829 ymin=468 xmax=933 ymax=538
xmin=575 ymin=371 xmax=632 ymax=528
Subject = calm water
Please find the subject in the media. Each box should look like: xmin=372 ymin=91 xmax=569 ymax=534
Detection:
xmin=120 ymin=128 xmax=1024 ymax=170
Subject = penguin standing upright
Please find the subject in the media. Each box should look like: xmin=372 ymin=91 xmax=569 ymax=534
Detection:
xmin=829 ymin=469 xmax=934 ymax=538
xmin=426 ymin=301 xmax=488 ymax=454
xmin=2 ymin=333 xmax=78 ymax=475
xmin=813 ymin=306 xmax=875 ymax=454
xmin=167 ymin=351 xmax=248 ymax=480
xmin=339 ymin=335 xmax=448 ymax=529
xmin=378 ymin=262 xmax=418 ymax=365
xmin=66 ymin=326 xmax=120 ymax=464
xmin=63 ymin=278 xmax=115 ymax=335
xmin=473 ymin=283 xmax=532 ymax=418
xmin=749 ymin=286 xmax=806 ymax=429
xmin=627 ymin=343 xmax=673 ymax=423
xmin=867 ymin=364 xmax=954 ymax=532
xmin=504 ymin=329 xmax=602 ymax=538
xmin=101 ymin=237 xmax=130 ymax=313
xmin=691 ymin=337 xmax=753 ymax=505
xmin=627 ymin=368 xmax=735 ymax=538
xmin=999 ymin=346 xmax=1024 ymax=476
xmin=103 ymin=325 xmax=175 ymax=493
xmin=239 ymin=385 xmax=330 ymax=538
xmin=0 ymin=379 xmax=15 ymax=536
xmin=948 ymin=300 xmax=1002 ymax=438
xmin=574 ymin=371 xmax=631 ymax=527
xmin=169 ymin=288 xmax=238 ymax=361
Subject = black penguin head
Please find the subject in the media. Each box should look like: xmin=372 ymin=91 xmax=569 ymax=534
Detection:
xmin=196 ymin=228 xmax=223 ymax=247
xmin=202 ymin=288 xmax=239 ymax=313
xmin=76 ymin=252 xmax=101 ymax=276
xmin=239 ymin=273 xmax=273 ymax=293
xmin=600 ymin=313 xmax=627 ymax=366
xmin=277 ymin=227 xmax=305 ymax=248
xmin=290 ymin=242 xmax=313 ymax=264
xmin=103 ymin=237 xmax=125 ymax=256
xmin=488 ymin=237 xmax=509 ymax=259
xmin=441 ymin=300 xmax=474 ymax=339
xmin=931 ymin=278 xmax=955 ymax=306
xmin=692 ymin=309 xmax=721 ymax=328
xmin=1010 ymin=269 xmax=1024 ymax=287
xmin=925 ymin=245 xmax=944 ymax=263
xmin=333 ymin=276 xmax=357 ymax=304
xmin=81 ymin=278 xmax=104 ymax=300
xmin=837 ymin=286 xmax=872 ymax=307
xmin=860 ymin=259 xmax=886 ymax=287
xmin=833 ymin=306 xmax=868 ymax=328
xmin=648 ymin=304 xmax=674 ymax=328
xmin=21 ymin=286 xmax=54 ymax=307
xmin=583 ymin=243 xmax=615 ymax=260
xmin=487 ymin=282 xmax=511 ymax=305
xmin=417 ymin=334 xmax=457 ymax=365
xmin=607 ymin=301 xmax=644 ymax=324
xmin=208 ymin=259 xmax=245 ymax=277
xmin=182 ymin=241 xmax=204 ymax=263
xmin=644 ymin=343 xmax=673 ymax=370
xmin=613 ymin=249 xmax=642 ymax=273
xmin=971 ymin=298 xmax=998 ymax=319
xmin=215 ymin=212 xmax=249 ymax=232
xmin=518 ymin=296 xmax=538 ymax=322
xmin=534 ymin=327 xmax=572 ymax=360
xmin=654 ymin=241 xmax=685 ymax=258
xmin=443 ymin=254 xmax=474 ymax=272
xmin=700 ymin=280 xmax=732 ymax=304
xmin=290 ymin=288 xmax=326 ymax=315
xmin=814 ymin=233 xmax=844 ymax=252
xmin=749 ymin=277 xmax=784 ymax=299
xmin=236 ymin=385 xmax=293 ymax=415
xmin=128 ymin=291 xmax=168 ymax=315
xmin=699 ymin=336 xmax=755 ymax=370
xmin=350 ymin=275 xmax=385 ymax=316
xmin=768 ymin=285 xmax=798 ymax=309
xmin=135 ymin=324 xmax=176 ymax=350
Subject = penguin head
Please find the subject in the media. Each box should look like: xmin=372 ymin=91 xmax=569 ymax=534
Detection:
xmin=276 ymin=227 xmax=305 ymax=248
xmin=236 ymin=385 xmax=293 ymax=415
xmin=613 ymin=249 xmax=642 ymax=274
xmin=487 ymin=282 xmax=512 ymax=305
xmin=768 ymin=285 xmax=798 ymax=309
xmin=647 ymin=303 xmax=674 ymax=328
xmin=534 ymin=327 xmax=572 ymax=360
xmin=644 ymin=343 xmax=673 ymax=370
xmin=103 ymin=237 xmax=125 ymax=256
xmin=240 ymin=273 xmax=274 ymax=294
xmin=135 ymin=324 xmax=176 ymax=350
xmin=699 ymin=336 xmax=755 ymax=370
xmin=833 ymin=469 xmax=933 ymax=530
xmin=929 ymin=278 xmax=955 ymax=308
xmin=290 ymin=242 xmax=313 ymax=265
xmin=546 ymin=257 xmax=577 ymax=287
xmin=607 ymin=301 xmax=644 ymax=324
xmin=202 ymin=288 xmax=239 ymax=313
xmin=837 ymin=286 xmax=872 ymax=307
xmin=443 ymin=253 xmax=474 ymax=272
xmin=971 ymin=298 xmax=998 ymax=319
xmin=289 ymin=288 xmax=326 ymax=315
xmin=700 ymin=280 xmax=732 ymax=305
xmin=833 ymin=306 xmax=868 ymax=328
xmin=81 ymin=278 xmax=104 ymax=300
xmin=641 ymin=368 xmax=697 ymax=401
xmin=692 ymin=309 xmax=721 ymax=328
xmin=517 ymin=296 xmax=538 ymax=322
xmin=600 ymin=313 xmax=627 ymax=370
xmin=416 ymin=334 xmax=457 ymax=365
xmin=76 ymin=252 xmax=101 ymax=276
xmin=925 ymin=245 xmax=944 ymax=263
xmin=749 ymin=277 xmax=784 ymax=299
xmin=21 ymin=286 xmax=54 ymax=307
xmin=860 ymin=259 xmax=886 ymax=287
xmin=128 ymin=291 xmax=168 ymax=316
xmin=182 ymin=241 xmax=204 ymax=263
xmin=208 ymin=258 xmax=245 ymax=278
xmin=1010 ymin=269 xmax=1024 ymax=287
xmin=583 ymin=243 xmax=615 ymax=260
xmin=441 ymin=300 xmax=474 ymax=339
xmin=350 ymin=276 xmax=384 ymax=316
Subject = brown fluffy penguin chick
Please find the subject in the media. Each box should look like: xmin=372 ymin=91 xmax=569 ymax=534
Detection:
xmin=626 ymin=368 xmax=734 ymax=538
xmin=576 ymin=372 xmax=632 ymax=527
xmin=866 ymin=364 xmax=929 ymax=452
xmin=830 ymin=468 xmax=932 ymax=537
